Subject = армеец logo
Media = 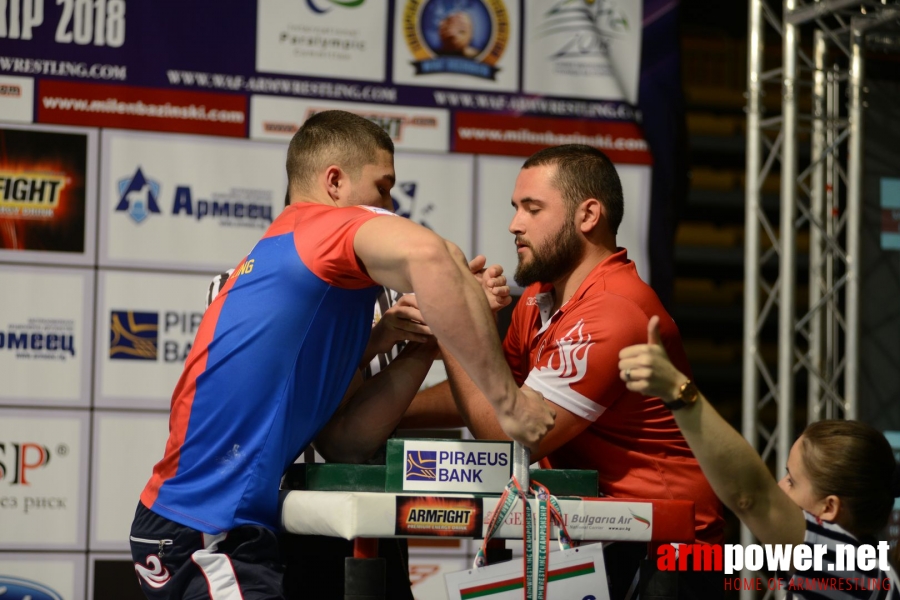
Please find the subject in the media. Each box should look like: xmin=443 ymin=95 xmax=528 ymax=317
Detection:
xmin=115 ymin=167 xmax=161 ymax=224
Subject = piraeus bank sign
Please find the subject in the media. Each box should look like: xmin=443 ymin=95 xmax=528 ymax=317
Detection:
xmin=386 ymin=439 xmax=513 ymax=494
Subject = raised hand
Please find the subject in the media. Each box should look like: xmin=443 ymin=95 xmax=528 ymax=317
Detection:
xmin=496 ymin=385 xmax=556 ymax=451
xmin=617 ymin=316 xmax=688 ymax=402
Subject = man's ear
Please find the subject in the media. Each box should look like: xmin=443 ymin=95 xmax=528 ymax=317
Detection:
xmin=578 ymin=198 xmax=604 ymax=234
xmin=324 ymin=165 xmax=343 ymax=201
xmin=818 ymin=494 xmax=841 ymax=522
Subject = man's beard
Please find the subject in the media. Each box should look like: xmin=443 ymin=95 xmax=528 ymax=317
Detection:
xmin=514 ymin=219 xmax=583 ymax=287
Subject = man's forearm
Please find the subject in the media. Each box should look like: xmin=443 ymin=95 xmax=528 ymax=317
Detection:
xmin=400 ymin=380 xmax=465 ymax=430
xmin=442 ymin=347 xmax=507 ymax=440
xmin=407 ymin=244 xmax=517 ymax=413
xmin=314 ymin=342 xmax=438 ymax=463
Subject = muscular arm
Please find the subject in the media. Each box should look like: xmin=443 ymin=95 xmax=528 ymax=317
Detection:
xmin=314 ymin=341 xmax=439 ymax=463
xmin=354 ymin=216 xmax=554 ymax=449
xmin=442 ymin=348 xmax=592 ymax=461
xmin=398 ymin=380 xmax=465 ymax=429
xmin=618 ymin=317 xmax=806 ymax=546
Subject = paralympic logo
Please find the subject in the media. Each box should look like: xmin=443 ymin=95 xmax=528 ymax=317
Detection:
xmin=306 ymin=0 xmax=365 ymax=13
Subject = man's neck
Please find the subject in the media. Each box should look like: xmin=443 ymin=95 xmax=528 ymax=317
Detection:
xmin=549 ymin=245 xmax=615 ymax=314
xmin=289 ymin=192 xmax=340 ymax=207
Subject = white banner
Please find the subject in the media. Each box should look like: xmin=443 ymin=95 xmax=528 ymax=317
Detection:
xmin=0 ymin=554 xmax=85 ymax=600
xmin=0 ymin=266 xmax=93 ymax=407
xmin=394 ymin=152 xmax=474 ymax=255
xmin=251 ymin=95 xmax=450 ymax=153
xmin=0 ymin=75 xmax=35 ymax=123
xmin=99 ymin=129 xmax=287 ymax=272
xmin=0 ymin=409 xmax=89 ymax=549
xmin=523 ymin=0 xmax=643 ymax=104
xmin=94 ymin=269 xmax=216 ymax=409
xmin=392 ymin=0 xmax=520 ymax=92
xmin=90 ymin=412 xmax=170 ymax=550
xmin=474 ymin=156 xmax=651 ymax=292
xmin=256 ymin=0 xmax=389 ymax=82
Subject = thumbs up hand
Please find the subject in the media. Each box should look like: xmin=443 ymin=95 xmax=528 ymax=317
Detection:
xmin=617 ymin=316 xmax=689 ymax=403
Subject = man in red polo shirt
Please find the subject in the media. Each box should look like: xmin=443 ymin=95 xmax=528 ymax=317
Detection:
xmin=409 ymin=144 xmax=724 ymax=599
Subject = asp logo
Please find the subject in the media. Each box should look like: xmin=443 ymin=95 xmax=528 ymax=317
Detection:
xmin=115 ymin=167 xmax=161 ymax=224
xmin=405 ymin=450 xmax=437 ymax=481
xmin=306 ymin=0 xmax=365 ymax=13
xmin=0 ymin=443 xmax=53 ymax=486
xmin=0 ymin=577 xmax=63 ymax=600
xmin=110 ymin=311 xmax=158 ymax=361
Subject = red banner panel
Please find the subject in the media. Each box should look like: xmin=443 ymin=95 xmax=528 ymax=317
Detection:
xmin=454 ymin=112 xmax=653 ymax=165
xmin=38 ymin=81 xmax=247 ymax=138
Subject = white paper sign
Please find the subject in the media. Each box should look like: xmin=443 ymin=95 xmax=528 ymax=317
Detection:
xmin=445 ymin=543 xmax=610 ymax=600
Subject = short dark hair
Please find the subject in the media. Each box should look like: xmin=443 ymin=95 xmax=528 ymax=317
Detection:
xmin=286 ymin=110 xmax=394 ymax=194
xmin=522 ymin=145 xmax=624 ymax=235
xmin=801 ymin=419 xmax=898 ymax=539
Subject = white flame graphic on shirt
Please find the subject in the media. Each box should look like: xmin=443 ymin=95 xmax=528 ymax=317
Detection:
xmin=541 ymin=320 xmax=592 ymax=382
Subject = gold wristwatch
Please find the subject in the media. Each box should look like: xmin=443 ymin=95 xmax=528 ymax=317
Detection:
xmin=663 ymin=379 xmax=700 ymax=410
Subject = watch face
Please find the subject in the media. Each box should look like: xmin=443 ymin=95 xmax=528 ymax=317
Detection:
xmin=682 ymin=382 xmax=700 ymax=405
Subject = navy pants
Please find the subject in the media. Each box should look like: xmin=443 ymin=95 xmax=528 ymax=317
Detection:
xmin=130 ymin=502 xmax=285 ymax=600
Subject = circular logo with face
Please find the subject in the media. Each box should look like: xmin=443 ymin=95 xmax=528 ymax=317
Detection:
xmin=403 ymin=0 xmax=509 ymax=80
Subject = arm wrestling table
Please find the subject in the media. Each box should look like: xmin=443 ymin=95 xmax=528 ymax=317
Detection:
xmin=278 ymin=461 xmax=696 ymax=599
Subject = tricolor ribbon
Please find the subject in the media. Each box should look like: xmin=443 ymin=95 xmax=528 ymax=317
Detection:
xmin=473 ymin=476 xmax=574 ymax=600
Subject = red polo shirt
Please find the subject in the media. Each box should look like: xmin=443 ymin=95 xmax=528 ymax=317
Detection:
xmin=503 ymin=248 xmax=724 ymax=544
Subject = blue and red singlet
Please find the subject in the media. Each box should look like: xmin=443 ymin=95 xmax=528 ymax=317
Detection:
xmin=140 ymin=203 xmax=389 ymax=534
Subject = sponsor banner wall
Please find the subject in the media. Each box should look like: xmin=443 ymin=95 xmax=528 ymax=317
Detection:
xmin=454 ymin=112 xmax=653 ymax=165
xmin=393 ymin=152 xmax=475 ymax=255
xmin=0 ymin=75 xmax=35 ymax=123
xmin=250 ymin=95 xmax=451 ymax=153
xmin=99 ymin=129 xmax=287 ymax=272
xmin=523 ymin=0 xmax=643 ymax=104
xmin=392 ymin=0 xmax=520 ymax=92
xmin=38 ymin=80 xmax=247 ymax=138
xmin=90 ymin=412 xmax=169 ymax=550
xmin=256 ymin=0 xmax=389 ymax=82
xmin=475 ymin=156 xmax=652 ymax=291
xmin=0 ymin=409 xmax=89 ymax=549
xmin=94 ymin=270 xmax=215 ymax=409
xmin=0 ymin=123 xmax=98 ymax=265
xmin=0 ymin=553 xmax=85 ymax=600
xmin=0 ymin=266 xmax=93 ymax=407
